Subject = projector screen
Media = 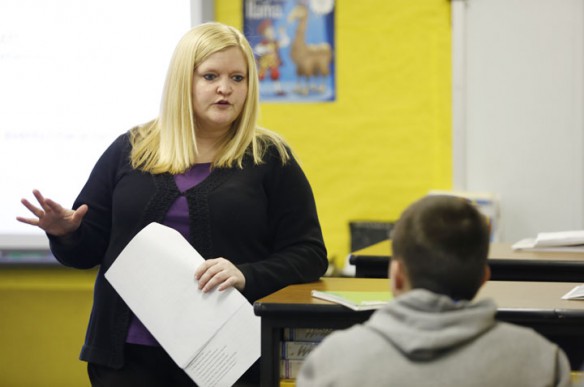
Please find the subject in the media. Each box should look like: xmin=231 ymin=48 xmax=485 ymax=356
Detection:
xmin=0 ymin=0 xmax=192 ymax=249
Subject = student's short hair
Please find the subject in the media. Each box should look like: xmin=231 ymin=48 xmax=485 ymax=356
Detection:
xmin=391 ymin=195 xmax=490 ymax=300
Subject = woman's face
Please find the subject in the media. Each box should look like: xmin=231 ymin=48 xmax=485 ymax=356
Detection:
xmin=192 ymin=46 xmax=248 ymax=136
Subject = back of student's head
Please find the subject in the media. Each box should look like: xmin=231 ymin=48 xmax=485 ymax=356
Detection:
xmin=391 ymin=195 xmax=490 ymax=300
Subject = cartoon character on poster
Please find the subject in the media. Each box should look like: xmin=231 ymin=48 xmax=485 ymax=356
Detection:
xmin=244 ymin=0 xmax=335 ymax=103
xmin=287 ymin=1 xmax=333 ymax=96
xmin=254 ymin=19 xmax=289 ymax=96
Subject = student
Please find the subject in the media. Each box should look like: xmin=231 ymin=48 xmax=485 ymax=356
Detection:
xmin=17 ymin=22 xmax=328 ymax=386
xmin=297 ymin=195 xmax=571 ymax=387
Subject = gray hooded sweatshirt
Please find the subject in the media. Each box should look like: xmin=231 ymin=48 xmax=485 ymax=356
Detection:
xmin=297 ymin=289 xmax=571 ymax=387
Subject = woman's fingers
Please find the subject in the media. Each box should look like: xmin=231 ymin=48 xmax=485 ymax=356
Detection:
xmin=73 ymin=204 xmax=89 ymax=222
xmin=20 ymin=198 xmax=41 ymax=217
xmin=195 ymin=258 xmax=245 ymax=293
xmin=17 ymin=190 xmax=87 ymax=236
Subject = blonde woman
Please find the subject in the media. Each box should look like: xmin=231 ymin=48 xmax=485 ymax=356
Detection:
xmin=18 ymin=22 xmax=328 ymax=386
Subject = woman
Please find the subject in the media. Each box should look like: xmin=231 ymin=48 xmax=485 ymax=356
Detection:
xmin=18 ymin=22 xmax=328 ymax=386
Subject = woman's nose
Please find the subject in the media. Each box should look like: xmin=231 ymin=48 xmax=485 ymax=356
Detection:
xmin=217 ymin=79 xmax=232 ymax=95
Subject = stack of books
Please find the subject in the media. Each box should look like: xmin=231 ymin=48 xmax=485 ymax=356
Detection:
xmin=280 ymin=328 xmax=333 ymax=383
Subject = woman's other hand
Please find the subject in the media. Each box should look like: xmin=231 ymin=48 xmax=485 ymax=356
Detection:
xmin=17 ymin=189 xmax=88 ymax=237
xmin=194 ymin=257 xmax=246 ymax=293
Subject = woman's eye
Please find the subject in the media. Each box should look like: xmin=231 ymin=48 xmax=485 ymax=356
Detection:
xmin=232 ymin=75 xmax=245 ymax=82
xmin=203 ymin=74 xmax=216 ymax=81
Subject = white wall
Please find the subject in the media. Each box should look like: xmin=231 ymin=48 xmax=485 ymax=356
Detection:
xmin=454 ymin=0 xmax=584 ymax=242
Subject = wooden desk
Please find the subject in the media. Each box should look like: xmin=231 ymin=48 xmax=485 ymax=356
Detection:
xmin=349 ymin=240 xmax=584 ymax=281
xmin=254 ymin=277 xmax=584 ymax=387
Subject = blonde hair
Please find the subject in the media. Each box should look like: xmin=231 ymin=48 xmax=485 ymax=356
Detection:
xmin=130 ymin=22 xmax=289 ymax=174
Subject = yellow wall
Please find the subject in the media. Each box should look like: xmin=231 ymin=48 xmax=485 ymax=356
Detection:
xmin=0 ymin=267 xmax=95 ymax=387
xmin=217 ymin=0 xmax=452 ymax=269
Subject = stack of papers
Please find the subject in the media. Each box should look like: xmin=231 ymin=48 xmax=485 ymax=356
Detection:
xmin=105 ymin=222 xmax=260 ymax=387
xmin=512 ymin=230 xmax=584 ymax=253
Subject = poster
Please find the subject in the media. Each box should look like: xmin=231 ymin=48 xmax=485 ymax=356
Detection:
xmin=243 ymin=0 xmax=335 ymax=103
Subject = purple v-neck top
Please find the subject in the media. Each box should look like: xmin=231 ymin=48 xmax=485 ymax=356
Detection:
xmin=125 ymin=163 xmax=211 ymax=346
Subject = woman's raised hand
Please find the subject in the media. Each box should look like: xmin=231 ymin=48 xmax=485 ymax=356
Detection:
xmin=17 ymin=189 xmax=88 ymax=237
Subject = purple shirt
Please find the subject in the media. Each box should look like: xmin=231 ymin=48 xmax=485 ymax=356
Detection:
xmin=125 ymin=163 xmax=211 ymax=346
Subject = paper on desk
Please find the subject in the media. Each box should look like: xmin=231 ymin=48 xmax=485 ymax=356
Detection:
xmin=561 ymin=285 xmax=584 ymax=300
xmin=512 ymin=230 xmax=584 ymax=252
xmin=104 ymin=222 xmax=260 ymax=387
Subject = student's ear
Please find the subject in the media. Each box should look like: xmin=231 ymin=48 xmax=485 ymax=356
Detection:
xmin=390 ymin=259 xmax=407 ymax=295
xmin=482 ymin=264 xmax=491 ymax=285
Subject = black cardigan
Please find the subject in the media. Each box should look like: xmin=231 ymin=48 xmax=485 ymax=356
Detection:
xmin=49 ymin=132 xmax=328 ymax=368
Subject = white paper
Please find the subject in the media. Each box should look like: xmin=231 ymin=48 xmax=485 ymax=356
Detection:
xmin=104 ymin=222 xmax=260 ymax=387
xmin=561 ymin=285 xmax=584 ymax=300
xmin=184 ymin=302 xmax=260 ymax=386
xmin=512 ymin=230 xmax=584 ymax=252
xmin=535 ymin=230 xmax=584 ymax=247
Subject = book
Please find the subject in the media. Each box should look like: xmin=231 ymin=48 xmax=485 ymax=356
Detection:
xmin=281 ymin=341 xmax=319 ymax=360
xmin=282 ymin=328 xmax=333 ymax=342
xmin=280 ymin=359 xmax=304 ymax=379
xmin=512 ymin=230 xmax=584 ymax=253
xmin=562 ymin=285 xmax=584 ymax=300
xmin=311 ymin=290 xmax=392 ymax=311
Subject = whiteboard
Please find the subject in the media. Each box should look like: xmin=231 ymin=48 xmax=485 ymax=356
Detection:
xmin=454 ymin=0 xmax=584 ymax=243
xmin=0 ymin=0 xmax=199 ymax=248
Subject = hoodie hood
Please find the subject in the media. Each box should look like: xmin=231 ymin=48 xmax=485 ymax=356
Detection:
xmin=367 ymin=289 xmax=497 ymax=361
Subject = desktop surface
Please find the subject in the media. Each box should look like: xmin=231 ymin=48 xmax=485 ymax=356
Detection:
xmin=349 ymin=240 xmax=584 ymax=281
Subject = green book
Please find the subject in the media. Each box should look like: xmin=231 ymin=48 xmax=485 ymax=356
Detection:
xmin=311 ymin=290 xmax=392 ymax=311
